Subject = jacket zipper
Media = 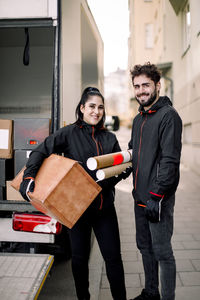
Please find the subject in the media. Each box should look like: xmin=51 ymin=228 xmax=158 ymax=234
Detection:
xmin=134 ymin=114 xmax=147 ymax=190
xmin=92 ymin=126 xmax=103 ymax=209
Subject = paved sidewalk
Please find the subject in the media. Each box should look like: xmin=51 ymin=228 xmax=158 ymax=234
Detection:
xmin=96 ymin=165 xmax=200 ymax=300
xmin=39 ymin=126 xmax=200 ymax=300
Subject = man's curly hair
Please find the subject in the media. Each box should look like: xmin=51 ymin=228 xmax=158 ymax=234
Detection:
xmin=130 ymin=62 xmax=161 ymax=85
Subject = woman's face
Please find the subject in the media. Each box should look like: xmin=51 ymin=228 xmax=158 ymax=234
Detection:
xmin=80 ymin=95 xmax=104 ymax=125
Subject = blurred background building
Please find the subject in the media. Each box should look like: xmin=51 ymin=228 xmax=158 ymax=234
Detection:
xmin=128 ymin=0 xmax=200 ymax=175
xmin=104 ymin=68 xmax=130 ymax=122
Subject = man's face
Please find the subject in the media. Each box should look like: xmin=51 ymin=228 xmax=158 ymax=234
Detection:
xmin=133 ymin=74 xmax=160 ymax=108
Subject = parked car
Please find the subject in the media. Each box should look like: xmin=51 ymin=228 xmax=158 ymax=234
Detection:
xmin=105 ymin=115 xmax=120 ymax=131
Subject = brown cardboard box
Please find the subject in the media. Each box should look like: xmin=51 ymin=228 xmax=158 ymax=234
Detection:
xmin=6 ymin=181 xmax=25 ymax=201
xmin=11 ymin=154 xmax=102 ymax=228
xmin=0 ymin=119 xmax=13 ymax=159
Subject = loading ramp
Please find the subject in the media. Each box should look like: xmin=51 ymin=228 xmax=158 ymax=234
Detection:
xmin=0 ymin=253 xmax=54 ymax=300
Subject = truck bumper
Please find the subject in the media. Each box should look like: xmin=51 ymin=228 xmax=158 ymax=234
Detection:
xmin=0 ymin=218 xmax=55 ymax=244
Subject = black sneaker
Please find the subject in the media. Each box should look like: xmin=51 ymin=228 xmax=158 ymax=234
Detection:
xmin=129 ymin=289 xmax=160 ymax=300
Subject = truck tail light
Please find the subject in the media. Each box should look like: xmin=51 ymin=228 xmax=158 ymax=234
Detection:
xmin=28 ymin=139 xmax=38 ymax=145
xmin=12 ymin=213 xmax=62 ymax=234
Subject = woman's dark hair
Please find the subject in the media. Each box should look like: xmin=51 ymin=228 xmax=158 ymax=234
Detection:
xmin=75 ymin=87 xmax=106 ymax=127
xmin=130 ymin=62 xmax=161 ymax=85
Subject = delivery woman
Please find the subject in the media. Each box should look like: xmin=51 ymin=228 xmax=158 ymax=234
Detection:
xmin=20 ymin=87 xmax=131 ymax=300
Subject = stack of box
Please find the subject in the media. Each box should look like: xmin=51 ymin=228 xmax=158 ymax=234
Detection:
xmin=3 ymin=118 xmax=50 ymax=201
xmin=13 ymin=118 xmax=50 ymax=176
xmin=0 ymin=119 xmax=14 ymax=200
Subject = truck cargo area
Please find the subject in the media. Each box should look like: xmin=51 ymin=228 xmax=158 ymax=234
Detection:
xmin=0 ymin=18 xmax=71 ymax=257
xmin=0 ymin=25 xmax=54 ymax=120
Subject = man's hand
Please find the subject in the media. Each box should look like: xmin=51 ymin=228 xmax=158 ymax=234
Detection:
xmin=144 ymin=198 xmax=162 ymax=223
xmin=19 ymin=177 xmax=35 ymax=202
xmin=119 ymin=166 xmax=133 ymax=179
xmin=97 ymin=166 xmax=133 ymax=190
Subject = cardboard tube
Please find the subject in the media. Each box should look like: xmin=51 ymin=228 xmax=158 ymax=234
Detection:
xmin=87 ymin=150 xmax=132 ymax=170
xmin=96 ymin=162 xmax=132 ymax=180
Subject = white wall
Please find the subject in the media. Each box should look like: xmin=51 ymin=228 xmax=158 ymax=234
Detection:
xmin=61 ymin=0 xmax=104 ymax=126
xmin=0 ymin=0 xmax=57 ymax=19
xmin=61 ymin=0 xmax=82 ymax=125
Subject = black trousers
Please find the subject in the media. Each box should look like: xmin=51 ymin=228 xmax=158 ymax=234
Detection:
xmin=134 ymin=195 xmax=176 ymax=300
xmin=68 ymin=204 xmax=127 ymax=300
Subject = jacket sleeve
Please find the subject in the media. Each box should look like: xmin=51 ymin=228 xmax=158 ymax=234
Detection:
xmin=151 ymin=110 xmax=182 ymax=199
xmin=23 ymin=127 xmax=69 ymax=179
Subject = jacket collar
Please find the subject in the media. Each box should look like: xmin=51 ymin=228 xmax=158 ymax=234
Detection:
xmin=78 ymin=120 xmax=106 ymax=132
xmin=139 ymin=96 xmax=172 ymax=115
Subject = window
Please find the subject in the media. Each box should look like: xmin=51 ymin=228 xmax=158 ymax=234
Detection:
xmin=145 ymin=23 xmax=154 ymax=48
xmin=182 ymin=2 xmax=191 ymax=52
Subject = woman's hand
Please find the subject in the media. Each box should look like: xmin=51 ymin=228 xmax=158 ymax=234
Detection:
xmin=19 ymin=177 xmax=35 ymax=202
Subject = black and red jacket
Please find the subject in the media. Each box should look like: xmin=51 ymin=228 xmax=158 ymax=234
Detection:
xmin=128 ymin=96 xmax=182 ymax=206
xmin=23 ymin=121 xmax=121 ymax=209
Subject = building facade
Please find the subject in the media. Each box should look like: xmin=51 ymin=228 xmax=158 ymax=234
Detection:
xmin=128 ymin=0 xmax=200 ymax=174
xmin=104 ymin=68 xmax=130 ymax=122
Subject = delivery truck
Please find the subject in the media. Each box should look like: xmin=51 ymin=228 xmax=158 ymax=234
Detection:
xmin=0 ymin=0 xmax=104 ymax=256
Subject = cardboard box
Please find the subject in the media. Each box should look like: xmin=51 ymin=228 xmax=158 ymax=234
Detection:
xmin=11 ymin=154 xmax=102 ymax=228
xmin=6 ymin=181 xmax=25 ymax=201
xmin=0 ymin=119 xmax=13 ymax=159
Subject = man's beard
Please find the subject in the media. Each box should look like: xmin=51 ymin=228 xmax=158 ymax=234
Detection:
xmin=136 ymin=90 xmax=157 ymax=107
